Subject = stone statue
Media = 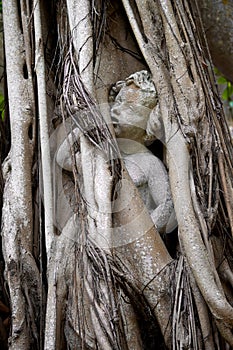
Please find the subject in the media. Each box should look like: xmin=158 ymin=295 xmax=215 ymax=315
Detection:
xmin=56 ymin=70 xmax=177 ymax=235
xmin=53 ymin=71 xmax=177 ymax=348
xmin=109 ymin=70 xmax=177 ymax=233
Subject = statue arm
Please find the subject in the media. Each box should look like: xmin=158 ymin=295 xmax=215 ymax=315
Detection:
xmin=147 ymin=157 xmax=177 ymax=233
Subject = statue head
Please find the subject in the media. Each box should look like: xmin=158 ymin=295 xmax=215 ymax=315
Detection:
xmin=109 ymin=71 xmax=158 ymax=143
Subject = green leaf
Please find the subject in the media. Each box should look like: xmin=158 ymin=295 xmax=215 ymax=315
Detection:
xmin=222 ymin=89 xmax=228 ymax=100
xmin=0 ymin=94 xmax=4 ymax=106
xmin=228 ymin=85 xmax=233 ymax=96
xmin=222 ymin=85 xmax=233 ymax=100
xmin=0 ymin=93 xmax=4 ymax=120
xmin=229 ymin=100 xmax=233 ymax=108
xmin=217 ymin=76 xmax=227 ymax=84
xmin=214 ymin=67 xmax=221 ymax=76
xmin=222 ymin=88 xmax=228 ymax=100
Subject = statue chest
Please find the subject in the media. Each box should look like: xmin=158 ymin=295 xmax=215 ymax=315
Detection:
xmin=123 ymin=156 xmax=147 ymax=187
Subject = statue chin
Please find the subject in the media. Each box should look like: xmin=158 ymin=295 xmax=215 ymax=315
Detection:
xmin=165 ymin=210 xmax=178 ymax=234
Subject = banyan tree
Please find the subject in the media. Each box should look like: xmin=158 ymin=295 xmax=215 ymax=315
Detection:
xmin=0 ymin=0 xmax=233 ymax=349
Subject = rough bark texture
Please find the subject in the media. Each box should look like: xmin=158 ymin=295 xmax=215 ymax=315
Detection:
xmin=197 ymin=0 xmax=233 ymax=82
xmin=1 ymin=0 xmax=233 ymax=349
xmin=2 ymin=1 xmax=41 ymax=349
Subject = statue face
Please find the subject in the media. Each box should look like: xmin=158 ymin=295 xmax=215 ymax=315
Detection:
xmin=110 ymin=83 xmax=156 ymax=142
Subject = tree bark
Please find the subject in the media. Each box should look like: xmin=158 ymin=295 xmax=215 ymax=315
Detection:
xmin=1 ymin=0 xmax=233 ymax=349
xmin=2 ymin=1 xmax=41 ymax=349
xmin=197 ymin=0 xmax=233 ymax=82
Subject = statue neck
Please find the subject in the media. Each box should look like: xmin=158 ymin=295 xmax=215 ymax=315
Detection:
xmin=117 ymin=138 xmax=149 ymax=155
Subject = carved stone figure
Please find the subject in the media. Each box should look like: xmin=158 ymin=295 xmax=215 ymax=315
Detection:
xmin=52 ymin=71 xmax=178 ymax=349
xmin=56 ymin=70 xmax=177 ymax=235
xmin=110 ymin=70 xmax=177 ymax=233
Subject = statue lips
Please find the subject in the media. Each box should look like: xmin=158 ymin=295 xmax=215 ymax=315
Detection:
xmin=111 ymin=116 xmax=119 ymax=124
xmin=112 ymin=116 xmax=122 ymax=136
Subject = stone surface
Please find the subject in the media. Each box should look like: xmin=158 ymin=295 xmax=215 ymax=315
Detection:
xmin=110 ymin=71 xmax=177 ymax=233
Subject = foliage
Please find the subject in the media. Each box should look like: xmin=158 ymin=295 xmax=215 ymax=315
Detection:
xmin=215 ymin=68 xmax=233 ymax=112
xmin=0 ymin=93 xmax=4 ymax=120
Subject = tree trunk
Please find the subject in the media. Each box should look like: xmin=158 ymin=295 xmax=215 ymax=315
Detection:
xmin=2 ymin=1 xmax=41 ymax=348
xmin=197 ymin=0 xmax=233 ymax=82
xmin=1 ymin=0 xmax=233 ymax=349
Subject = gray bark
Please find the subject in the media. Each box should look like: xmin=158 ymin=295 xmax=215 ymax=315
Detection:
xmin=198 ymin=0 xmax=233 ymax=82
xmin=1 ymin=0 xmax=233 ymax=349
xmin=2 ymin=1 xmax=41 ymax=349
